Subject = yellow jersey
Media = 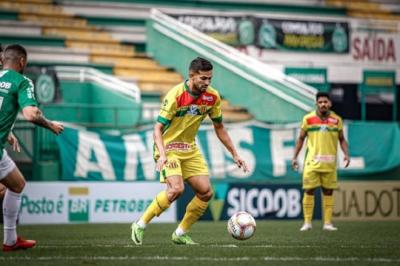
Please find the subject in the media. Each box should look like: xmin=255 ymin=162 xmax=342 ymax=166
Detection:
xmin=301 ymin=110 xmax=343 ymax=172
xmin=155 ymin=81 xmax=222 ymax=158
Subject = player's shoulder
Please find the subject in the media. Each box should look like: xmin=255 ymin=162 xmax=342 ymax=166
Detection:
xmin=303 ymin=111 xmax=317 ymax=120
xmin=329 ymin=111 xmax=342 ymax=121
xmin=165 ymin=82 xmax=185 ymax=98
xmin=206 ymin=86 xmax=220 ymax=96
xmin=1 ymin=69 xmax=30 ymax=84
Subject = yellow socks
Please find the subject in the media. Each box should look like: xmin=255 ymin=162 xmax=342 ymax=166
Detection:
xmin=141 ymin=191 xmax=171 ymax=224
xmin=323 ymin=195 xmax=334 ymax=224
xmin=178 ymin=196 xmax=208 ymax=232
xmin=303 ymin=193 xmax=314 ymax=224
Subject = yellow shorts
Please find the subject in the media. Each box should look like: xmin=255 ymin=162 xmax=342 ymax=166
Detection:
xmin=302 ymin=168 xmax=337 ymax=190
xmin=159 ymin=149 xmax=209 ymax=182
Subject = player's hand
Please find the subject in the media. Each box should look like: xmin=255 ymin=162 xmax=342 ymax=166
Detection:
xmin=343 ymin=155 xmax=350 ymax=168
xmin=7 ymin=132 xmax=20 ymax=152
xmin=50 ymin=121 xmax=64 ymax=135
xmin=291 ymin=158 xmax=299 ymax=171
xmin=233 ymin=155 xmax=248 ymax=173
xmin=156 ymin=155 xmax=167 ymax=172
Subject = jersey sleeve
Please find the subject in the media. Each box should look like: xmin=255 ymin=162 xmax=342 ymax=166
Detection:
xmin=18 ymin=77 xmax=38 ymax=109
xmin=300 ymin=116 xmax=308 ymax=131
xmin=209 ymin=92 xmax=223 ymax=123
xmin=157 ymin=91 xmax=177 ymax=126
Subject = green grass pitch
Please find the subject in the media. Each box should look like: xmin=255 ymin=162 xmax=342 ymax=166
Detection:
xmin=1 ymin=221 xmax=399 ymax=266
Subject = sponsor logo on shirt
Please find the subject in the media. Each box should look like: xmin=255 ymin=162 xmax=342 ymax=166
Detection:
xmin=165 ymin=142 xmax=192 ymax=152
xmin=328 ymin=117 xmax=338 ymax=124
xmin=0 ymin=81 xmax=11 ymax=90
xmin=202 ymin=95 xmax=214 ymax=102
xmin=320 ymin=125 xmax=328 ymax=132
xmin=313 ymin=155 xmax=336 ymax=163
xmin=187 ymin=105 xmax=198 ymax=115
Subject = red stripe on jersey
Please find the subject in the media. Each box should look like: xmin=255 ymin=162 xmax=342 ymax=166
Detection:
xmin=307 ymin=115 xmax=339 ymax=126
xmin=176 ymin=91 xmax=195 ymax=108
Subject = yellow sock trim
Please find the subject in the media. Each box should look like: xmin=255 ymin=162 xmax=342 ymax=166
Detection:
xmin=303 ymin=193 xmax=314 ymax=224
xmin=323 ymin=195 xmax=334 ymax=224
xmin=179 ymin=196 xmax=208 ymax=232
xmin=141 ymin=191 xmax=170 ymax=224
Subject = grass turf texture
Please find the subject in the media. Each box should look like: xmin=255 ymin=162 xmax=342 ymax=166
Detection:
xmin=1 ymin=221 xmax=399 ymax=266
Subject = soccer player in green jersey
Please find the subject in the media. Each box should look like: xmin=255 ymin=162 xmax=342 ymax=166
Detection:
xmin=292 ymin=92 xmax=350 ymax=231
xmin=131 ymin=57 xmax=248 ymax=245
xmin=0 ymin=44 xmax=64 ymax=251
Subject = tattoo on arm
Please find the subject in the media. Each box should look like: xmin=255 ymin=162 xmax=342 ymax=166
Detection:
xmin=31 ymin=109 xmax=53 ymax=130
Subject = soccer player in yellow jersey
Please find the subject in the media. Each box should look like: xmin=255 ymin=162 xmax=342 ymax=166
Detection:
xmin=292 ymin=92 xmax=350 ymax=232
xmin=131 ymin=57 xmax=248 ymax=245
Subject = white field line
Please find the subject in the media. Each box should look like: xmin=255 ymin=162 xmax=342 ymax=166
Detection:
xmin=36 ymin=244 xmax=391 ymax=249
xmin=0 ymin=256 xmax=399 ymax=263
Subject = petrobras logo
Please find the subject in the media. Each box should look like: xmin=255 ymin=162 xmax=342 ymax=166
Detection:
xmin=68 ymin=187 xmax=90 ymax=222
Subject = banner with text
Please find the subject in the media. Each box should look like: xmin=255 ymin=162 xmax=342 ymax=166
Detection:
xmin=168 ymin=13 xmax=349 ymax=53
xmin=20 ymin=182 xmax=176 ymax=224
xmin=253 ymin=18 xmax=349 ymax=53
xmin=56 ymin=121 xmax=400 ymax=181
xmin=333 ymin=181 xmax=400 ymax=221
xmin=177 ymin=183 xmax=322 ymax=221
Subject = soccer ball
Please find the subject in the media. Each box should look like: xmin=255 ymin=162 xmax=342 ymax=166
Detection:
xmin=227 ymin=211 xmax=256 ymax=240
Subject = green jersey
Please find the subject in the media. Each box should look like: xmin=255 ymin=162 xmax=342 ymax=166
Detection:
xmin=0 ymin=69 xmax=37 ymax=157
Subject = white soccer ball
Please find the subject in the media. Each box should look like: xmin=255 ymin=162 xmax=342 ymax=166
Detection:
xmin=227 ymin=211 xmax=256 ymax=240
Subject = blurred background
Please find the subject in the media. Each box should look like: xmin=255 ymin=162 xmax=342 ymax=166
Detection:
xmin=1 ymin=0 xmax=399 ymax=224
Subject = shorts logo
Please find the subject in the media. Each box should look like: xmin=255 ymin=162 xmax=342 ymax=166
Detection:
xmin=166 ymin=160 xmax=179 ymax=169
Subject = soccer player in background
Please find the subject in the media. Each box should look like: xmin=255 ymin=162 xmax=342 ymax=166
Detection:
xmin=0 ymin=44 xmax=64 ymax=251
xmin=131 ymin=57 xmax=248 ymax=245
xmin=292 ymin=92 xmax=350 ymax=231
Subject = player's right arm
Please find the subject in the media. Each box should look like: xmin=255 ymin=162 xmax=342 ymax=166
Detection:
xmin=292 ymin=129 xmax=307 ymax=170
xmin=22 ymin=106 xmax=63 ymax=135
xmin=18 ymin=77 xmax=63 ymax=135
xmin=154 ymin=122 xmax=167 ymax=172
xmin=154 ymin=89 xmax=177 ymax=171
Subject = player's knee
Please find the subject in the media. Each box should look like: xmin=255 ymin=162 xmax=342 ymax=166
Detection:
xmin=305 ymin=189 xmax=315 ymax=195
xmin=322 ymin=188 xmax=333 ymax=195
xmin=169 ymin=185 xmax=184 ymax=200
xmin=198 ymin=189 xmax=213 ymax=202
xmin=9 ymin=179 xmax=25 ymax=194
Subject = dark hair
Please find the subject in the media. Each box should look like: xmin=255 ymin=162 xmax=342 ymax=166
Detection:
xmin=4 ymin=44 xmax=27 ymax=60
xmin=189 ymin=57 xmax=213 ymax=73
xmin=316 ymin=91 xmax=330 ymax=101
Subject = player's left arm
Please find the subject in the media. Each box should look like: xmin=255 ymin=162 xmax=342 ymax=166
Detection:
xmin=7 ymin=131 xmax=20 ymax=152
xmin=213 ymin=121 xmax=248 ymax=172
xmin=338 ymin=130 xmax=350 ymax=168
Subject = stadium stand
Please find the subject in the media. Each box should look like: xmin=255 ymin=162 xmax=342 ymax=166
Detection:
xmin=0 ymin=0 xmax=254 ymax=122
